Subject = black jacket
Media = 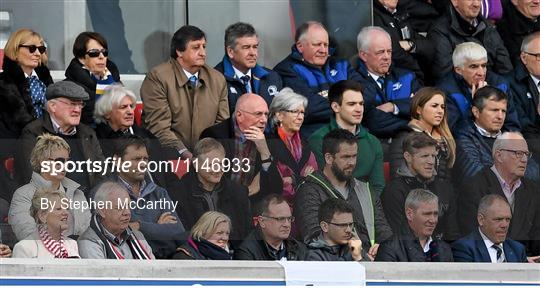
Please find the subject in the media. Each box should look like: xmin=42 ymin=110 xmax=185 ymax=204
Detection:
xmin=381 ymin=166 xmax=460 ymax=242
xmin=234 ymin=228 xmax=307 ymax=260
xmin=375 ymin=227 xmax=454 ymax=262
xmin=505 ymin=60 xmax=540 ymax=131
xmin=170 ymin=170 xmax=252 ymax=246
xmin=64 ymin=58 xmax=121 ymax=126
xmin=306 ymin=235 xmax=370 ymax=261
xmin=497 ymin=0 xmax=540 ymax=64
xmin=15 ymin=113 xmax=105 ymax=189
xmin=373 ymin=0 xmax=433 ymax=80
xmin=294 ymin=171 xmax=393 ymax=248
xmin=199 ymin=118 xmax=281 ymax=204
xmin=458 ymin=167 xmax=540 ymax=255
xmin=428 ymin=4 xmax=512 ymax=81
xmin=0 ymin=57 xmax=53 ymax=147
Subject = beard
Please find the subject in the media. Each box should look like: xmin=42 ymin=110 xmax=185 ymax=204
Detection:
xmin=331 ymin=162 xmax=353 ymax=182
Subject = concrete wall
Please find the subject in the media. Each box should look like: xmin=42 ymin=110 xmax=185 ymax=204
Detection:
xmin=1 ymin=259 xmax=539 ymax=286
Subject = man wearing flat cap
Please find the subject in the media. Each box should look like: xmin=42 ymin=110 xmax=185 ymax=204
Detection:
xmin=15 ymin=81 xmax=105 ymax=194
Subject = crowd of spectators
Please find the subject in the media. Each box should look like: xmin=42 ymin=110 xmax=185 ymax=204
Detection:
xmin=0 ymin=0 xmax=539 ymax=264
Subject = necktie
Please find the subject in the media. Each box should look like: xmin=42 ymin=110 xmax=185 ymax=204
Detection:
xmin=376 ymin=77 xmax=385 ymax=90
xmin=189 ymin=75 xmax=198 ymax=87
xmin=28 ymin=76 xmax=47 ymax=118
xmin=492 ymin=244 xmax=504 ymax=263
xmin=241 ymin=75 xmax=252 ymax=93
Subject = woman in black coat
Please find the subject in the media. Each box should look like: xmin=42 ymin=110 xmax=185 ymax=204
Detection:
xmin=65 ymin=31 xmax=121 ymax=126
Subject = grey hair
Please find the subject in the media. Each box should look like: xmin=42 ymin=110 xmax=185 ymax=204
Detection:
xmin=404 ymin=189 xmax=438 ymax=211
xmin=356 ymin=26 xmax=391 ymax=52
xmin=478 ymin=194 xmax=510 ymax=216
xmin=295 ymin=21 xmax=326 ymax=43
xmin=224 ymin=22 xmax=257 ymax=50
xmin=521 ymin=31 xmax=540 ymax=52
xmin=94 ymin=84 xmax=137 ymax=124
xmin=452 ymin=42 xmax=487 ymax=68
xmin=269 ymin=87 xmax=308 ymax=127
xmin=92 ymin=181 xmax=128 ymax=212
xmin=492 ymin=131 xmax=525 ymax=159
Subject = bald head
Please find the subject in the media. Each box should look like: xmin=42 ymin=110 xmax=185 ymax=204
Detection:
xmin=235 ymin=93 xmax=269 ymax=131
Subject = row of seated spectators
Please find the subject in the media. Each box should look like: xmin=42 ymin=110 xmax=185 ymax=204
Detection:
xmin=0 ymin=0 xmax=539 ymax=262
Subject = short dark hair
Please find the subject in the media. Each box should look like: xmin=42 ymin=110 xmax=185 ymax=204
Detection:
xmin=472 ymin=86 xmax=507 ymax=112
xmin=402 ymin=132 xmax=438 ymax=155
xmin=318 ymin=198 xmax=354 ymax=223
xmin=295 ymin=21 xmax=325 ymax=43
xmin=170 ymin=25 xmax=206 ymax=58
xmin=114 ymin=135 xmax=148 ymax=158
xmin=73 ymin=32 xmax=108 ymax=59
xmin=224 ymin=22 xmax=257 ymax=50
xmin=256 ymin=194 xmax=287 ymax=216
xmin=322 ymin=129 xmax=357 ymax=155
xmin=328 ymin=80 xmax=363 ymax=106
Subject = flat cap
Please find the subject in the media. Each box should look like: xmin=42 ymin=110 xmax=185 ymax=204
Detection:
xmin=46 ymin=80 xmax=89 ymax=101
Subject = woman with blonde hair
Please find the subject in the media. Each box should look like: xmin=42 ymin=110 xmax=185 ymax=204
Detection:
xmin=389 ymin=87 xmax=456 ymax=180
xmin=12 ymin=188 xmax=79 ymax=258
xmin=9 ymin=133 xmax=90 ymax=241
xmin=173 ymin=211 xmax=232 ymax=260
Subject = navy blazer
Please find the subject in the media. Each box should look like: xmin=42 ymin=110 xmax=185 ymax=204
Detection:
xmin=452 ymin=229 xmax=527 ymax=263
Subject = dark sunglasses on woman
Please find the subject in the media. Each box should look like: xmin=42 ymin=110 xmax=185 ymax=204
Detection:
xmin=85 ymin=49 xmax=108 ymax=58
xmin=19 ymin=44 xmax=47 ymax=54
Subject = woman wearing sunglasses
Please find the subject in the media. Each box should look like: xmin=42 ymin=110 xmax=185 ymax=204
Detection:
xmin=65 ymin=31 xmax=121 ymax=126
xmin=12 ymin=188 xmax=80 ymax=258
xmin=8 ymin=133 xmax=90 ymax=242
xmin=0 ymin=29 xmax=54 ymax=195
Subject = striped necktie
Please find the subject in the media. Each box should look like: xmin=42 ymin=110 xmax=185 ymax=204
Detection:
xmin=492 ymin=244 xmax=505 ymax=263
xmin=241 ymin=75 xmax=252 ymax=93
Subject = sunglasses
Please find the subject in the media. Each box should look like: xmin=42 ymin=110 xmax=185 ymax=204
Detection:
xmin=85 ymin=49 xmax=108 ymax=58
xmin=19 ymin=44 xmax=47 ymax=54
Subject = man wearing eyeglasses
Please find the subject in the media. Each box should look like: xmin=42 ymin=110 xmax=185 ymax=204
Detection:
xmin=234 ymin=194 xmax=307 ymax=261
xmin=295 ymin=129 xmax=393 ymax=261
xmin=200 ymin=93 xmax=280 ymax=203
xmin=307 ymin=198 xmax=366 ymax=261
xmin=506 ymin=32 xmax=540 ymax=166
xmin=453 ymin=86 xmax=539 ymax=183
xmin=15 ymin=81 xmax=105 ymax=193
xmin=458 ymin=132 xmax=540 ymax=258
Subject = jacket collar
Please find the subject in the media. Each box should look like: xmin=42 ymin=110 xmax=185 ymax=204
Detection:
xmin=221 ymin=55 xmax=268 ymax=80
xmin=30 ymin=171 xmax=81 ymax=193
xmin=170 ymin=58 xmax=212 ymax=87
xmin=110 ymin=173 xmax=157 ymax=199
xmin=289 ymin=45 xmax=335 ymax=70
xmin=447 ymin=4 xmax=487 ymax=37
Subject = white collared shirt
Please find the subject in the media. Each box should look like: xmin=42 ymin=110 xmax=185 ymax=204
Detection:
xmin=474 ymin=122 xmax=501 ymax=138
xmin=24 ymin=70 xmax=39 ymax=79
xmin=49 ymin=115 xmax=77 ymax=136
xmin=232 ymin=66 xmax=252 ymax=80
xmin=479 ymin=228 xmax=505 ymax=263
xmin=422 ymin=236 xmax=433 ymax=253
xmin=369 ymin=72 xmax=383 ymax=89
xmin=182 ymin=69 xmax=199 ymax=81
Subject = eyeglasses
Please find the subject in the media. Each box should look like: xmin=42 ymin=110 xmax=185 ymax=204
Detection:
xmin=261 ymin=215 xmax=295 ymax=223
xmin=327 ymin=221 xmax=355 ymax=229
xmin=239 ymin=109 xmax=269 ymax=118
xmin=48 ymin=157 xmax=69 ymax=163
xmin=54 ymin=99 xmax=86 ymax=109
xmin=524 ymin=51 xmax=540 ymax=61
xmin=283 ymin=109 xmax=305 ymax=117
xmin=19 ymin=44 xmax=47 ymax=54
xmin=85 ymin=49 xmax=108 ymax=58
xmin=500 ymin=149 xmax=532 ymax=160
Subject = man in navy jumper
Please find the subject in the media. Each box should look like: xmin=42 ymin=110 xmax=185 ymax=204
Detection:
xmin=352 ymin=26 xmax=421 ymax=140
xmin=436 ymin=42 xmax=520 ymax=133
xmin=274 ymin=21 xmax=362 ymax=138
xmin=215 ymin=22 xmax=282 ymax=113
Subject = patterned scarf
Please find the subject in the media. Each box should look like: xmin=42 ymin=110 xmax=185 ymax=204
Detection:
xmin=89 ymin=215 xmax=152 ymax=259
xmin=28 ymin=76 xmax=47 ymax=118
xmin=38 ymin=225 xmax=69 ymax=258
xmin=277 ymin=127 xmax=302 ymax=162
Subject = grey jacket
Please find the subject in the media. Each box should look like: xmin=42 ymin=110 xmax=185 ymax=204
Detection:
xmin=307 ymin=236 xmax=370 ymax=261
xmin=294 ymin=171 xmax=393 ymax=250
xmin=8 ymin=172 xmax=91 ymax=241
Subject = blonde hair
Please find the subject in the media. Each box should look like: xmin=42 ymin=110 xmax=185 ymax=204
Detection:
xmin=191 ymin=211 xmax=231 ymax=241
xmin=30 ymin=133 xmax=70 ymax=173
xmin=30 ymin=188 xmax=67 ymax=224
xmin=4 ymin=28 xmax=48 ymax=65
xmin=410 ymin=87 xmax=456 ymax=168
